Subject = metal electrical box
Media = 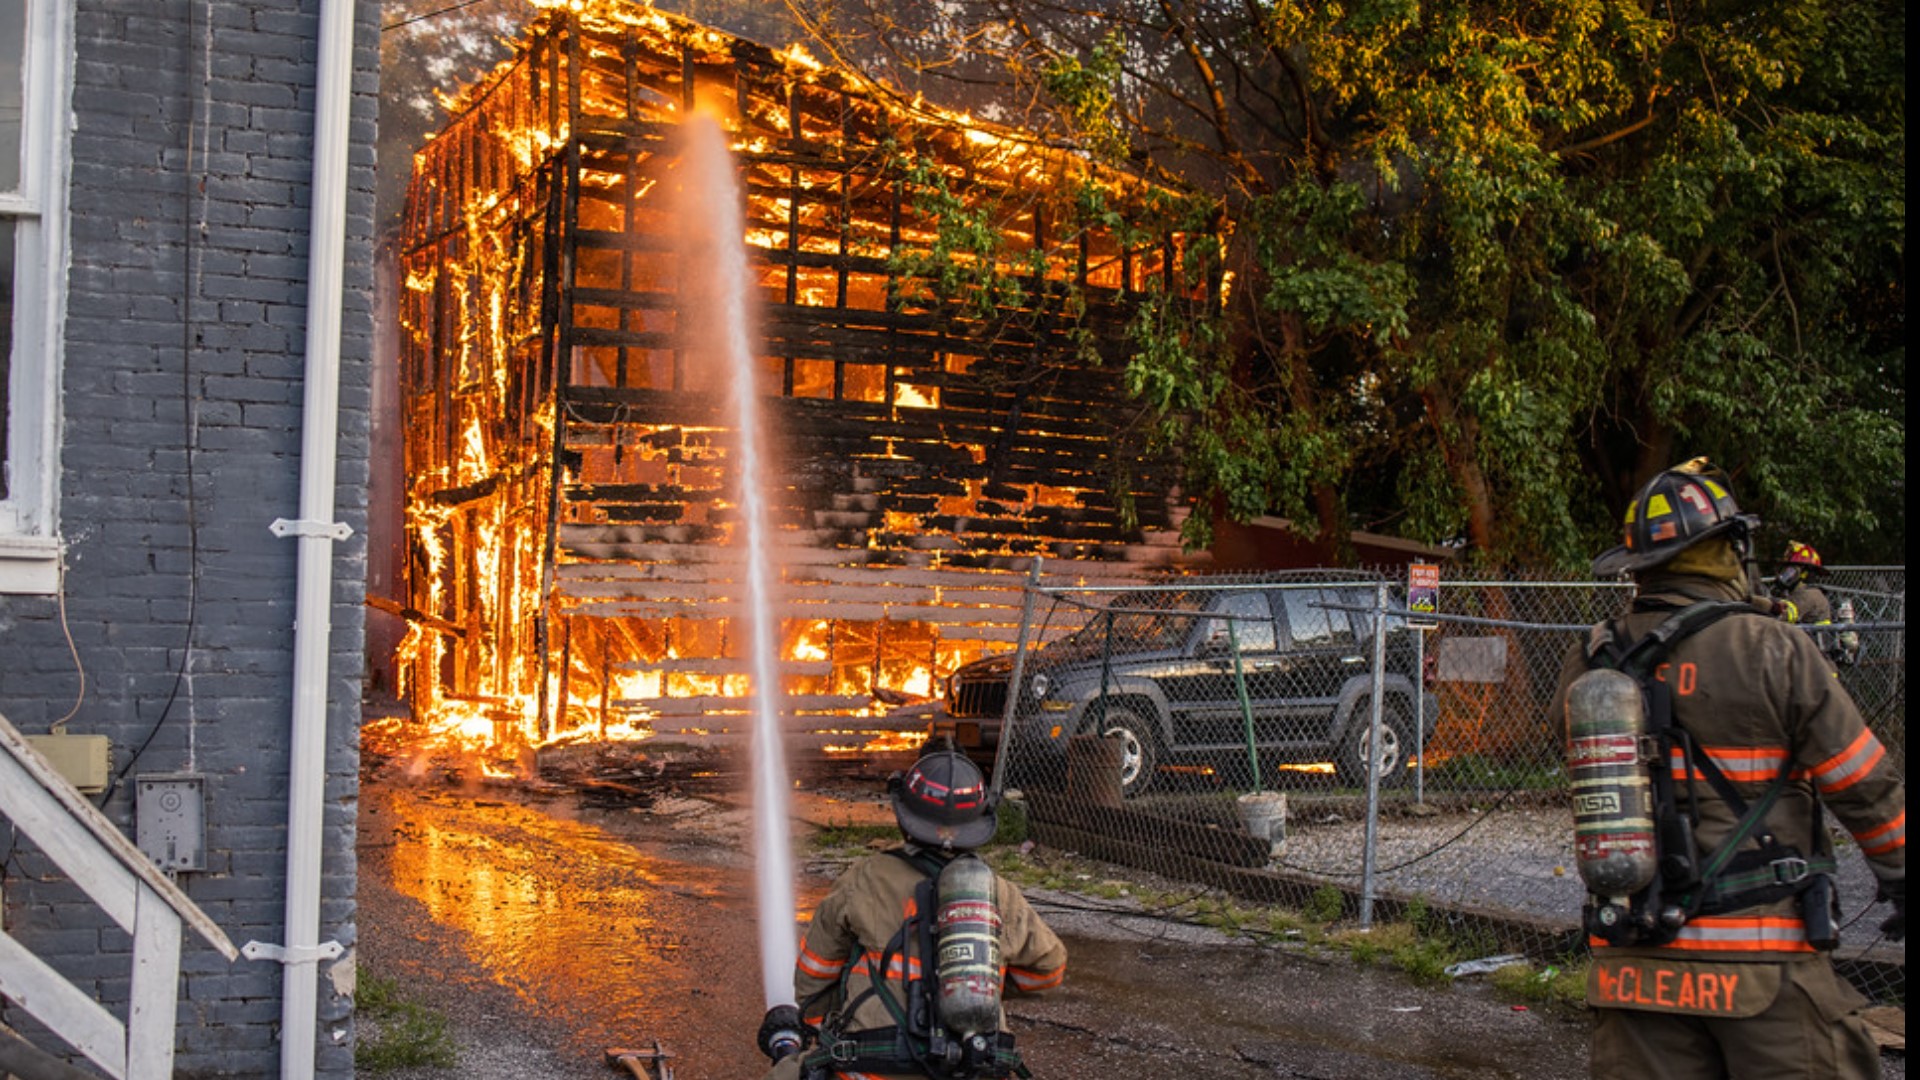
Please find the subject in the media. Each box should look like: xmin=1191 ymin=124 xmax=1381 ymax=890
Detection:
xmin=136 ymin=774 xmax=207 ymax=872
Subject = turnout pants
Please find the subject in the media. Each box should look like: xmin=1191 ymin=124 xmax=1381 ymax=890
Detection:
xmin=1591 ymin=958 xmax=1880 ymax=1079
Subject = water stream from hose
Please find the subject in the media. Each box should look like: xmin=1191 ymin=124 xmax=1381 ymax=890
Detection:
xmin=681 ymin=113 xmax=797 ymax=1008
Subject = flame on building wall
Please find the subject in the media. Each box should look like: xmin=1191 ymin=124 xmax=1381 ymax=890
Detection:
xmin=391 ymin=0 xmax=1206 ymax=771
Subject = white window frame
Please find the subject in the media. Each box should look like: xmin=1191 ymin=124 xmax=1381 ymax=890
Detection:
xmin=0 ymin=0 xmax=73 ymax=594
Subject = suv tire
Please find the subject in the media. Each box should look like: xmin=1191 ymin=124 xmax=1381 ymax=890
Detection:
xmin=1336 ymin=699 xmax=1413 ymax=788
xmin=1091 ymin=706 xmax=1160 ymax=797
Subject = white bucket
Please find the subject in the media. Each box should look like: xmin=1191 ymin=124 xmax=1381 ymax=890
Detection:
xmin=1235 ymin=791 xmax=1287 ymax=858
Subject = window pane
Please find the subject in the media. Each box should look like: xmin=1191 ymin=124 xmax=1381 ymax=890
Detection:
xmin=1283 ymin=589 xmax=1346 ymax=646
xmin=2 ymin=217 xmax=14 ymax=498
xmin=0 ymin=1 xmax=23 ymax=193
xmin=1213 ymin=592 xmax=1275 ymax=652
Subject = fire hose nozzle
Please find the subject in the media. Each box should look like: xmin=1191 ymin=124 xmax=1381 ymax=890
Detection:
xmin=758 ymin=1004 xmax=806 ymax=1062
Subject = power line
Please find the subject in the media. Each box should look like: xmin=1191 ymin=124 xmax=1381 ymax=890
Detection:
xmin=382 ymin=0 xmax=498 ymax=34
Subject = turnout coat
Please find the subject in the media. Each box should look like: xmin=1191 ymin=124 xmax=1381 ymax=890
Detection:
xmin=788 ymin=844 xmax=1066 ymax=1077
xmin=1554 ymin=573 xmax=1904 ymax=967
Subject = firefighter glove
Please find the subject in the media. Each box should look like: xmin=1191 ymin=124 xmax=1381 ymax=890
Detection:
xmin=757 ymin=1004 xmax=805 ymax=1062
xmin=1877 ymin=880 xmax=1904 ymax=943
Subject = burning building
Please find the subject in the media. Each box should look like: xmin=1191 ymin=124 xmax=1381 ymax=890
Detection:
xmin=391 ymin=2 xmax=1209 ymax=761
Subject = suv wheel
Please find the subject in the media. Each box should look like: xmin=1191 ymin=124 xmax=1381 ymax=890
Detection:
xmin=1093 ymin=707 xmax=1160 ymax=797
xmin=1336 ymin=700 xmax=1412 ymax=788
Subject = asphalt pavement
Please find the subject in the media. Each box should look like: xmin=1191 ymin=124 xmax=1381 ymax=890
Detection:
xmin=353 ymin=773 xmax=1902 ymax=1079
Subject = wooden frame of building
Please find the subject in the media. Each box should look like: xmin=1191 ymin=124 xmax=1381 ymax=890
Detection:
xmin=396 ymin=2 xmax=1206 ymax=751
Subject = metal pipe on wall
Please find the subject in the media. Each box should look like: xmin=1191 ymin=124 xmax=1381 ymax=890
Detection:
xmin=270 ymin=0 xmax=357 ymax=1075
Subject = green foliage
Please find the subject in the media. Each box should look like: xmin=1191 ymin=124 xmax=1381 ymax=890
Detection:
xmin=1041 ymin=33 xmax=1132 ymax=162
xmin=1491 ymin=960 xmax=1589 ymax=1010
xmin=1391 ymin=933 xmax=1460 ymax=986
xmin=1303 ymin=884 xmax=1346 ymax=923
xmin=356 ymin=970 xmax=458 ymax=1071
xmin=889 ymin=152 xmax=1034 ymax=323
xmin=991 ymin=795 xmax=1031 ymax=847
xmin=1420 ymin=753 xmax=1567 ymax=791
xmin=839 ymin=0 xmax=1906 ymax=565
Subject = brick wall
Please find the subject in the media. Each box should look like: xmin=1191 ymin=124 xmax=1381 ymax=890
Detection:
xmin=0 ymin=1 xmax=377 ymax=1075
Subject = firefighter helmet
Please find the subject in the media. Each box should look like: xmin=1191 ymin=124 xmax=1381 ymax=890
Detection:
xmin=1783 ymin=541 xmax=1825 ymax=573
xmin=890 ymin=750 xmax=998 ymax=851
xmin=1592 ymin=458 xmax=1757 ymax=576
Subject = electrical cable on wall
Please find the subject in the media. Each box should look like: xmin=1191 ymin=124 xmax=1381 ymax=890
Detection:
xmin=47 ymin=552 xmax=86 ymax=734
xmin=101 ymin=0 xmax=212 ymax=804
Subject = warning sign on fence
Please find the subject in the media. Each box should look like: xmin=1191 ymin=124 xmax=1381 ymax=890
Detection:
xmin=1407 ymin=562 xmax=1439 ymax=629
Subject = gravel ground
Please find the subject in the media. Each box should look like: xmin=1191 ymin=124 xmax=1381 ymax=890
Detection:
xmin=1275 ymin=798 xmax=1903 ymax=975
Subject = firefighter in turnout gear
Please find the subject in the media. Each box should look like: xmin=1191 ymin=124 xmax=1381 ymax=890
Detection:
xmin=757 ymin=750 xmax=1067 ymax=1079
xmin=1767 ymin=541 xmax=1858 ymax=668
xmin=1558 ymin=459 xmax=1904 ymax=1079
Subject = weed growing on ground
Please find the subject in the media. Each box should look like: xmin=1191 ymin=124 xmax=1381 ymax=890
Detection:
xmin=357 ymin=970 xmax=458 ymax=1071
xmin=1303 ymin=884 xmax=1345 ymax=923
xmin=808 ymin=821 xmax=900 ymax=852
xmin=1491 ymin=959 xmax=1588 ymax=1009
xmin=984 ymin=844 xmax=1585 ymax=1012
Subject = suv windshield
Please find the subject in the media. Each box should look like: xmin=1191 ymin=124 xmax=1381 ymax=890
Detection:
xmin=1058 ymin=589 xmax=1211 ymax=651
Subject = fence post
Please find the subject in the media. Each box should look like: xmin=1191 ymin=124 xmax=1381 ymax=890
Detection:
xmin=1227 ymin=617 xmax=1261 ymax=792
xmin=1414 ymin=628 xmax=1425 ymax=805
xmin=989 ymin=556 xmax=1043 ymax=797
xmin=1360 ymin=579 xmax=1388 ymax=929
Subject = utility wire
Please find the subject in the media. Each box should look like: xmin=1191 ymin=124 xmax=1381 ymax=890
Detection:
xmin=382 ymin=0 xmax=498 ymax=33
xmin=103 ymin=0 xmax=210 ymax=804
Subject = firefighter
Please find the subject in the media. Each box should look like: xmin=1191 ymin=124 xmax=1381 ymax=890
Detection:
xmin=1770 ymin=541 xmax=1834 ymax=626
xmin=1768 ymin=541 xmax=1858 ymax=667
xmin=1558 ymin=459 xmax=1904 ymax=1079
xmin=756 ymin=750 xmax=1068 ymax=1079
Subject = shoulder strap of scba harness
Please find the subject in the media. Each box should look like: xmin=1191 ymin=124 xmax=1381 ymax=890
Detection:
xmin=1587 ymin=600 xmax=1836 ymax=942
xmin=801 ymin=851 xmax=1028 ymax=1080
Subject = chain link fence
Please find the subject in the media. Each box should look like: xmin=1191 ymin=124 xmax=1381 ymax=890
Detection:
xmin=938 ymin=565 xmax=1904 ymax=1005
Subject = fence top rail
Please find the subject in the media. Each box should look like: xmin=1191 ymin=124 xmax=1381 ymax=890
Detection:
xmin=1436 ymin=580 xmax=1636 ymax=589
xmin=1039 ymin=578 xmax=1649 ymax=596
xmin=1037 ymin=577 xmax=1383 ymax=598
xmin=1820 ymin=583 xmax=1907 ymax=601
xmin=1308 ymin=602 xmax=1593 ymax=633
xmin=1309 ymin=600 xmax=1907 ymax=636
xmin=0 ymin=712 xmax=239 ymax=960
xmin=1046 ymin=595 xmax=1278 ymax=622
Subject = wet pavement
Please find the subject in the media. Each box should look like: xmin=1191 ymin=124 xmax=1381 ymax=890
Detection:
xmin=355 ymin=775 xmax=1900 ymax=1079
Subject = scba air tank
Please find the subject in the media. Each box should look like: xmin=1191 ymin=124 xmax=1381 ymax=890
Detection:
xmin=934 ymin=854 xmax=1003 ymax=1041
xmin=1566 ymin=668 xmax=1658 ymax=901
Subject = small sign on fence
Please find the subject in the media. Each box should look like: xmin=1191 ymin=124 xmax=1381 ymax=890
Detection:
xmin=1407 ymin=562 xmax=1440 ymax=629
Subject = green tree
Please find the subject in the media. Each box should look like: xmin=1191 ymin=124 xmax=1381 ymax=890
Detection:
xmin=785 ymin=0 xmax=1905 ymax=566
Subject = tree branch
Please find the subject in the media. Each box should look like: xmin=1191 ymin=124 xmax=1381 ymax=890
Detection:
xmin=1242 ymin=0 xmax=1327 ymax=180
xmin=1554 ymin=112 xmax=1657 ymax=156
xmin=1155 ymin=0 xmax=1264 ymax=191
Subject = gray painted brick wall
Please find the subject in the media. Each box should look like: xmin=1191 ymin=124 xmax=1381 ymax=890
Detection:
xmin=0 ymin=1 xmax=378 ymax=1076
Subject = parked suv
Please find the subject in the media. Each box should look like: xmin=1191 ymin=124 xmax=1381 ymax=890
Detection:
xmin=933 ymin=577 xmax=1437 ymax=796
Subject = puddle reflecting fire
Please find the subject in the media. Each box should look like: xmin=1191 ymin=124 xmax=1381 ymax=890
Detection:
xmin=371 ymin=782 xmax=825 ymax=1071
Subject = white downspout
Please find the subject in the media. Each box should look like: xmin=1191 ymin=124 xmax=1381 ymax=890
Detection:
xmin=239 ymin=1 xmax=357 ymax=1077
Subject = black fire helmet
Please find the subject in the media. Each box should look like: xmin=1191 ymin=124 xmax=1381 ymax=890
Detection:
xmin=889 ymin=750 xmax=998 ymax=852
xmin=1591 ymin=457 xmax=1758 ymax=576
